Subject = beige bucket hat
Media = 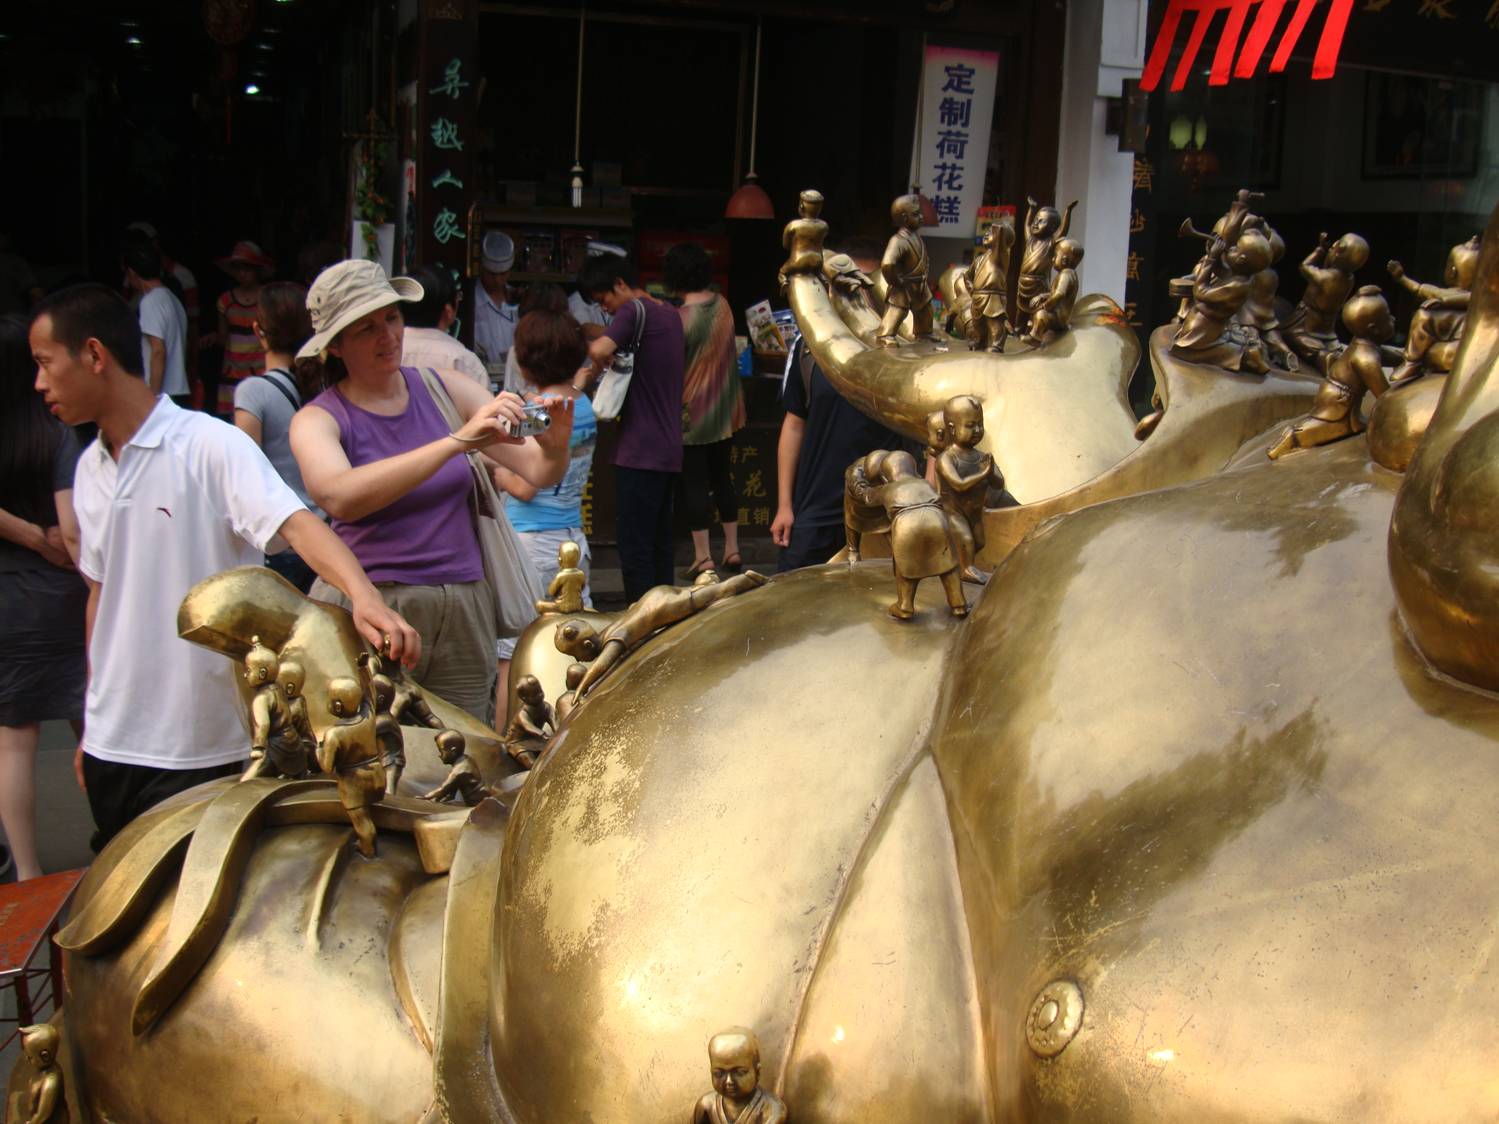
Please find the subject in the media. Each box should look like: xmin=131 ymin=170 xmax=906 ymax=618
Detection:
xmin=298 ymin=259 xmax=424 ymax=359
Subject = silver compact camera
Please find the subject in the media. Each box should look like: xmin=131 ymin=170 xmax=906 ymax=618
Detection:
xmin=502 ymin=404 xmax=552 ymax=439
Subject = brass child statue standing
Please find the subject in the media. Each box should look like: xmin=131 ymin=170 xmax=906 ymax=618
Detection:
xmin=1017 ymin=196 xmax=1077 ymax=336
xmin=966 ymin=216 xmax=1014 ymax=352
xmin=848 ymin=450 xmax=968 ymax=620
xmin=935 ymin=395 xmax=1006 ymax=583
xmin=317 ymin=676 xmax=385 ymax=858
xmin=877 ymin=194 xmax=936 ymax=346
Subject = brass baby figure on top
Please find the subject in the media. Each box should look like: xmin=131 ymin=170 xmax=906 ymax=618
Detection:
xmin=241 ymin=637 xmax=316 ymax=780
xmin=421 ymin=728 xmax=494 ymax=806
xmin=1024 ymin=238 xmax=1083 ymax=347
xmin=317 ymin=676 xmax=385 ymax=858
xmin=690 ymin=1027 xmax=788 ymax=1124
xmin=1387 ymin=234 xmax=1480 ymax=383
xmin=534 ymin=540 xmax=588 ymax=615
xmin=877 ymin=194 xmax=936 ymax=346
xmin=935 ymin=395 xmax=1006 ymax=583
xmin=847 ymin=450 xmax=968 ymax=621
xmin=1017 ymin=195 xmax=1078 ymax=336
xmin=778 ymin=189 xmax=828 ymax=291
xmin=503 ymin=674 xmax=554 ymax=769
xmin=1284 ymin=231 xmax=1370 ymax=375
xmin=13 ymin=1023 xmax=61 ymax=1124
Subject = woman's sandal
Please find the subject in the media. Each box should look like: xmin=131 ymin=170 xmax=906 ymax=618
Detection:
xmin=680 ymin=557 xmax=717 ymax=581
xmin=721 ymin=553 xmax=744 ymax=574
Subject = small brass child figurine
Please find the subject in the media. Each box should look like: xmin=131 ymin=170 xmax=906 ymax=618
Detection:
xmin=370 ymin=671 xmax=405 ymax=795
xmin=421 ymin=728 xmax=494 ymax=806
xmin=1017 ymin=196 xmax=1078 ymax=336
xmin=553 ymin=661 xmax=588 ymax=727
xmin=1387 ymin=235 xmax=1479 ymax=383
xmin=535 ymin=540 xmax=588 ymax=615
xmin=844 ymin=451 xmax=891 ymax=564
xmin=317 ymin=677 xmax=385 ymax=858
xmin=778 ymin=189 xmax=828 ymax=289
xmin=242 ymin=639 xmax=317 ymax=780
xmin=691 ymin=1027 xmax=788 ymax=1124
xmin=877 ymin=194 xmax=936 ymax=346
xmin=851 ymin=450 xmax=968 ymax=620
xmin=13 ymin=1023 xmax=61 ymax=1124
xmin=967 ymin=216 xmax=1015 ymax=352
xmin=1025 ymin=238 xmax=1083 ymax=347
xmin=936 ymin=395 xmax=1006 ymax=583
xmin=1267 ymin=285 xmax=1393 ymax=460
xmin=504 ymin=674 xmax=555 ymax=768
xmin=1285 ymin=231 xmax=1370 ymax=374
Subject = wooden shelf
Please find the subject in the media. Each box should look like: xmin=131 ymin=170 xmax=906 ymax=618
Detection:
xmin=472 ymin=205 xmax=634 ymax=228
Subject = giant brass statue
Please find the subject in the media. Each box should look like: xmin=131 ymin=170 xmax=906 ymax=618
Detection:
xmin=19 ymin=194 xmax=1499 ymax=1123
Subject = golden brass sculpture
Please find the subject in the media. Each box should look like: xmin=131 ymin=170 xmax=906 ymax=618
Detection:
xmin=552 ymin=660 xmax=587 ymax=727
xmin=11 ymin=1024 xmax=59 ymax=1124
xmin=1170 ymin=228 xmax=1272 ymax=373
xmin=534 ymin=540 xmax=588 ymax=615
xmin=935 ymin=395 xmax=1005 ymax=583
xmin=36 ymin=191 xmax=1499 ymax=1124
xmin=502 ymin=674 xmax=554 ymax=768
xmin=877 ymin=195 xmax=936 ymax=346
xmin=555 ymin=571 xmax=769 ymax=700
xmin=1285 ymin=231 xmax=1370 ymax=373
xmin=317 ymin=676 xmax=385 ymax=857
xmin=241 ymin=637 xmax=308 ymax=781
xmin=692 ymin=1028 xmax=788 ymax=1124
xmin=1387 ymin=235 xmax=1479 ymax=383
xmin=779 ymin=189 xmax=827 ymax=291
xmin=1024 ymin=238 xmax=1083 ymax=347
xmin=1267 ymin=285 xmax=1393 ymax=459
xmin=421 ymin=728 xmax=494 ymax=805
xmin=968 ymin=216 xmax=1014 ymax=351
xmin=1017 ymin=196 xmax=1077 ymax=336
xmin=849 ymin=450 xmax=967 ymax=619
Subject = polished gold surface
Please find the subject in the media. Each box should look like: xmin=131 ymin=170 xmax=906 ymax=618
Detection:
xmin=1389 ymin=203 xmax=1499 ymax=690
xmin=693 ymin=1029 xmax=788 ymax=1124
xmin=33 ymin=199 xmax=1499 ymax=1123
xmin=1367 ymin=371 xmax=1445 ymax=472
xmin=1387 ymin=235 xmax=1477 ymax=382
xmin=1267 ymin=284 xmax=1393 ymax=459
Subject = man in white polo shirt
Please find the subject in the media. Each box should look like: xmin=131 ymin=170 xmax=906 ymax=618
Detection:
xmin=30 ymin=283 xmax=421 ymax=849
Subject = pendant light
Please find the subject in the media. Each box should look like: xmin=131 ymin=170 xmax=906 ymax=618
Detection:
xmin=571 ymin=5 xmax=586 ymax=207
xmin=907 ymin=33 xmax=939 ymax=228
xmin=725 ymin=17 xmax=774 ymax=220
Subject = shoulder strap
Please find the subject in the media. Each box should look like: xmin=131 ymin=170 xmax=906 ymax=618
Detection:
xmin=416 ymin=367 xmax=463 ymax=430
xmin=253 ymin=368 xmax=300 ymax=412
xmin=630 ymin=298 xmax=647 ymax=351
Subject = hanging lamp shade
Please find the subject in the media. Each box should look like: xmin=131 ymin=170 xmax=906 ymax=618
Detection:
xmin=914 ymin=190 xmax=939 ymax=227
xmin=726 ymin=173 xmax=775 ymax=220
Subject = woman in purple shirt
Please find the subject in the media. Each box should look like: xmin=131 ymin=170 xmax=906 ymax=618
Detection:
xmin=290 ymin=260 xmax=573 ymax=721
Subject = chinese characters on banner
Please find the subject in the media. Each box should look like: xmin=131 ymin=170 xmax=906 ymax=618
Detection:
xmin=417 ymin=6 xmax=477 ymax=276
xmin=916 ymin=45 xmax=999 ymax=238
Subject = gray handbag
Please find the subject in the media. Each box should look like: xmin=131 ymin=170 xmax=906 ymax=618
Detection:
xmin=417 ymin=368 xmax=544 ymax=640
xmin=592 ymin=298 xmax=645 ymax=421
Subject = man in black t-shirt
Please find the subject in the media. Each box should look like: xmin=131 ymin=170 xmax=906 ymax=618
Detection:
xmin=770 ymin=334 xmax=913 ymax=571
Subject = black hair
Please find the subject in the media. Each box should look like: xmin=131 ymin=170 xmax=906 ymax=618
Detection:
xmin=257 ymin=281 xmax=325 ymax=400
xmin=519 ymin=283 xmax=568 ymax=317
xmin=663 ymin=243 xmax=713 ymax=294
xmin=577 ymin=253 xmax=638 ymax=299
xmin=404 ymin=264 xmax=456 ymax=329
xmin=0 ymin=314 xmax=67 ymax=526
xmin=514 ymin=309 xmax=587 ymax=388
xmin=120 ymin=232 xmax=163 ymax=281
xmin=31 ymin=283 xmax=143 ymax=377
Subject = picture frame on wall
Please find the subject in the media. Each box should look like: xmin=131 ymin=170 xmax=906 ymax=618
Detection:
xmin=1363 ymin=72 xmax=1483 ymax=180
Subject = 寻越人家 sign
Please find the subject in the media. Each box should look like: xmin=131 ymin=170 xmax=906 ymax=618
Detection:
xmin=917 ymin=45 xmax=999 ymax=238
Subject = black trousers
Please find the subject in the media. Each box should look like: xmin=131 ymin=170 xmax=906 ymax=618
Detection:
xmin=615 ymin=466 xmax=677 ymax=602
xmin=678 ymin=439 xmax=738 ymax=531
xmin=83 ymin=754 xmax=241 ymax=853
xmin=778 ymin=520 xmax=845 ymax=572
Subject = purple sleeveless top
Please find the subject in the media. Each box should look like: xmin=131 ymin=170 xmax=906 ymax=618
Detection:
xmin=309 ymin=367 xmax=483 ymax=585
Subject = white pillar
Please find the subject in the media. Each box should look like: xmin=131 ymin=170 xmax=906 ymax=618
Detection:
xmin=1054 ymin=0 xmax=1147 ymax=303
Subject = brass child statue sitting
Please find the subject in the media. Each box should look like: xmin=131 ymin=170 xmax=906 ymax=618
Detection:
xmin=534 ymin=540 xmax=588 ymax=615
xmin=1024 ymin=238 xmax=1083 ymax=347
xmin=421 ymin=728 xmax=495 ymax=806
xmin=691 ymin=1027 xmax=788 ymax=1124
xmin=1017 ymin=195 xmax=1077 ymax=337
xmin=317 ymin=676 xmax=385 ymax=858
xmin=779 ymin=189 xmax=828 ymax=290
xmin=1387 ymin=235 xmax=1480 ymax=383
xmin=503 ymin=674 xmax=555 ymax=768
xmin=1285 ymin=231 xmax=1370 ymax=375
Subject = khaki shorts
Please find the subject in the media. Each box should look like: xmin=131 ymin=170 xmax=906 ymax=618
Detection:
xmin=309 ymin=577 xmax=497 ymax=725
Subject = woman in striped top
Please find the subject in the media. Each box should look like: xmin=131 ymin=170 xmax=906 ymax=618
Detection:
xmin=212 ymin=241 xmax=274 ymax=416
xmin=668 ymin=242 xmax=747 ymax=578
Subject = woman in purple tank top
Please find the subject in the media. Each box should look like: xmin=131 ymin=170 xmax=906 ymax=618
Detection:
xmin=289 ymin=260 xmax=574 ymax=723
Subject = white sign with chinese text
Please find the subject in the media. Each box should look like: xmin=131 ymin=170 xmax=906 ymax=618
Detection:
xmin=917 ymin=45 xmax=1000 ymax=237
